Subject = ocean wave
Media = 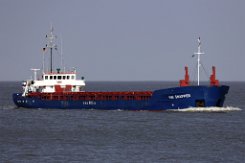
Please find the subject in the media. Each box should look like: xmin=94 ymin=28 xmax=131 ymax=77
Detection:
xmin=0 ymin=105 xmax=17 ymax=110
xmin=168 ymin=106 xmax=242 ymax=112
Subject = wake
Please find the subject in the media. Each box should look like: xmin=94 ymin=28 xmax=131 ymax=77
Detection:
xmin=169 ymin=106 xmax=242 ymax=112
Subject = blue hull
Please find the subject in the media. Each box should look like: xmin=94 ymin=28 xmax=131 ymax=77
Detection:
xmin=13 ymin=85 xmax=229 ymax=110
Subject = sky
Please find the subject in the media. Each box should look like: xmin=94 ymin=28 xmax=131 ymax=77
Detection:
xmin=0 ymin=0 xmax=244 ymax=81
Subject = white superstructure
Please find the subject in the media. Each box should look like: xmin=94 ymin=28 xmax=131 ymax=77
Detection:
xmin=22 ymin=26 xmax=85 ymax=96
xmin=23 ymin=70 xmax=85 ymax=95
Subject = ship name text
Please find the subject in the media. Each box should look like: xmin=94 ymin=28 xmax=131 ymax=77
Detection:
xmin=168 ymin=94 xmax=191 ymax=99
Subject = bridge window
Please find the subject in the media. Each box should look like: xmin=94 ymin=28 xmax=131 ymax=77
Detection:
xmin=58 ymin=76 xmax=62 ymax=80
xmin=50 ymin=76 xmax=53 ymax=80
xmin=63 ymin=76 xmax=66 ymax=80
xmin=45 ymin=76 xmax=48 ymax=80
xmin=54 ymin=76 xmax=57 ymax=80
xmin=67 ymin=76 xmax=70 ymax=80
xmin=71 ymin=75 xmax=75 ymax=80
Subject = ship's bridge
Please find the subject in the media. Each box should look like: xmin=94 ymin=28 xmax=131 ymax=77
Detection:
xmin=20 ymin=27 xmax=86 ymax=96
xmin=25 ymin=69 xmax=86 ymax=93
xmin=43 ymin=71 xmax=77 ymax=81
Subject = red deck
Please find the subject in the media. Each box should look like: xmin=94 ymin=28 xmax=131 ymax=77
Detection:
xmin=28 ymin=91 xmax=153 ymax=101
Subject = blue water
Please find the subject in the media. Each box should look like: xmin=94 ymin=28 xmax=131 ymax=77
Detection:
xmin=0 ymin=81 xmax=245 ymax=162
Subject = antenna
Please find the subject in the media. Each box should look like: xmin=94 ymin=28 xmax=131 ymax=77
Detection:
xmin=60 ymin=37 xmax=64 ymax=72
xmin=42 ymin=48 xmax=46 ymax=73
xmin=193 ymin=37 xmax=204 ymax=86
xmin=45 ymin=25 xmax=57 ymax=73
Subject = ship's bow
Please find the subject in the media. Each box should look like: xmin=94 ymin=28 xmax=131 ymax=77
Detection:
xmin=150 ymin=85 xmax=229 ymax=110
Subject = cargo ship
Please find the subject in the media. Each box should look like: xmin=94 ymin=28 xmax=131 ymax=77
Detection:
xmin=13 ymin=27 xmax=229 ymax=110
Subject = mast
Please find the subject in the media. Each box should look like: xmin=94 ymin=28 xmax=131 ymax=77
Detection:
xmin=194 ymin=37 xmax=204 ymax=86
xmin=45 ymin=25 xmax=57 ymax=73
xmin=42 ymin=48 xmax=45 ymax=73
xmin=60 ymin=37 xmax=64 ymax=72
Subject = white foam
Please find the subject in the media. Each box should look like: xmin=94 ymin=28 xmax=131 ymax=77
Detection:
xmin=169 ymin=106 xmax=242 ymax=112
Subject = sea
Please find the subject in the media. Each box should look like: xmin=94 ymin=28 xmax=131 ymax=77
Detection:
xmin=0 ymin=81 xmax=244 ymax=163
